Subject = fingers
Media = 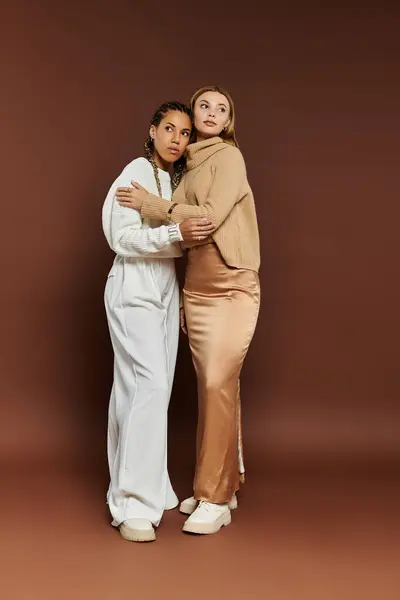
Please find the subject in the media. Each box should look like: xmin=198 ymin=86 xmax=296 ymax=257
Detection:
xmin=176 ymin=217 xmax=215 ymax=244
xmin=193 ymin=222 xmax=214 ymax=230
xmin=197 ymin=224 xmax=215 ymax=234
xmin=181 ymin=229 xmax=213 ymax=242
xmin=186 ymin=220 xmax=214 ymax=232
xmin=115 ymin=188 xmax=132 ymax=198
xmin=181 ymin=223 xmax=214 ymax=235
xmin=189 ymin=226 xmax=214 ymax=236
xmin=182 ymin=235 xmax=211 ymax=243
xmin=188 ymin=217 xmax=213 ymax=226
xmin=116 ymin=182 xmax=144 ymax=195
xmin=115 ymin=186 xmax=136 ymax=208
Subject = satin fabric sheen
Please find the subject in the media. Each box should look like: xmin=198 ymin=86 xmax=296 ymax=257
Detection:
xmin=183 ymin=243 xmax=260 ymax=503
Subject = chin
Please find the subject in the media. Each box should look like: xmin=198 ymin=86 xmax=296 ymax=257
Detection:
xmin=161 ymin=155 xmax=181 ymax=164
xmin=200 ymin=130 xmax=219 ymax=138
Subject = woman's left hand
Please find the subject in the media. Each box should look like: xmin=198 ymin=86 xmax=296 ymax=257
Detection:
xmin=116 ymin=181 xmax=148 ymax=211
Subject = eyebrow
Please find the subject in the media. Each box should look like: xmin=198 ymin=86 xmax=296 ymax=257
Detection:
xmin=199 ymin=99 xmax=228 ymax=109
xmin=166 ymin=122 xmax=191 ymax=132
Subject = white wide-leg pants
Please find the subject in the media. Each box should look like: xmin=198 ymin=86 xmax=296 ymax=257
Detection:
xmin=104 ymin=256 xmax=179 ymax=527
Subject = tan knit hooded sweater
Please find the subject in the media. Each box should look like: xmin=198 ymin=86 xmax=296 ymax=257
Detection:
xmin=140 ymin=137 xmax=260 ymax=272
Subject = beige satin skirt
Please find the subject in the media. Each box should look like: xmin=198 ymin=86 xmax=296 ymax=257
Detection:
xmin=183 ymin=243 xmax=260 ymax=503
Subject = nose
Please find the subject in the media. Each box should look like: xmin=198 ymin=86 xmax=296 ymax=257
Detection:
xmin=208 ymin=109 xmax=215 ymax=117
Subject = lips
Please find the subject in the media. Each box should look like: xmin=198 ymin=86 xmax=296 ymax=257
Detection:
xmin=204 ymin=120 xmax=217 ymax=127
xmin=168 ymin=147 xmax=179 ymax=154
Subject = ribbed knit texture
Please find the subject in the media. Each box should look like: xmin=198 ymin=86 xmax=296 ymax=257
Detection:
xmin=102 ymin=157 xmax=182 ymax=259
xmin=140 ymin=137 xmax=260 ymax=271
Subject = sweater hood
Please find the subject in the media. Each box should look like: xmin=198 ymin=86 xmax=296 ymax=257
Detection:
xmin=186 ymin=137 xmax=227 ymax=170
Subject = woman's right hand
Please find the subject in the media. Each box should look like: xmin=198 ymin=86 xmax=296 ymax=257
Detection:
xmin=180 ymin=306 xmax=187 ymax=335
xmin=116 ymin=181 xmax=147 ymax=211
xmin=179 ymin=218 xmax=214 ymax=243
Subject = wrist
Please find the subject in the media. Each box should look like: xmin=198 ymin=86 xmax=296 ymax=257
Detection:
xmin=139 ymin=192 xmax=150 ymax=211
xmin=167 ymin=202 xmax=178 ymax=222
xmin=167 ymin=223 xmax=183 ymax=243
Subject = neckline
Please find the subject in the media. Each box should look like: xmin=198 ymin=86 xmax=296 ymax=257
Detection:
xmin=143 ymin=157 xmax=171 ymax=180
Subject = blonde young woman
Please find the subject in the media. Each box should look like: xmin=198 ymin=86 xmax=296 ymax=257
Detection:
xmin=116 ymin=87 xmax=260 ymax=536
xmin=102 ymin=101 xmax=214 ymax=543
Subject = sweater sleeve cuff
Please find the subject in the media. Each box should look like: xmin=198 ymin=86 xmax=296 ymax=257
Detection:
xmin=167 ymin=223 xmax=183 ymax=243
xmin=141 ymin=193 xmax=172 ymax=221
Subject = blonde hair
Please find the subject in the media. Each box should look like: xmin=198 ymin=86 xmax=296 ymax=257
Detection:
xmin=190 ymin=86 xmax=239 ymax=148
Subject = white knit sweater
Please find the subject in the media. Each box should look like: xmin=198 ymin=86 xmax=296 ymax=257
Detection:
xmin=102 ymin=157 xmax=182 ymax=258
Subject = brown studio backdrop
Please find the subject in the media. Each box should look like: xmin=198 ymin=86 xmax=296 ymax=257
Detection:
xmin=1 ymin=1 xmax=399 ymax=474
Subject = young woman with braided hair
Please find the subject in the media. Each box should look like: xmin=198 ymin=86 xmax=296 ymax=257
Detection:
xmin=102 ymin=101 xmax=214 ymax=543
xmin=117 ymin=87 xmax=260 ymax=536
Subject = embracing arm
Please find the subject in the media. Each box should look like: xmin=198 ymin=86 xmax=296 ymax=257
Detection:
xmin=102 ymin=163 xmax=181 ymax=257
xmin=139 ymin=147 xmax=246 ymax=228
xmin=109 ymin=207 xmax=181 ymax=256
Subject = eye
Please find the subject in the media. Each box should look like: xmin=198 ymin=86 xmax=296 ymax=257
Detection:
xmin=165 ymin=126 xmax=173 ymax=131
xmin=200 ymin=102 xmax=208 ymax=109
xmin=182 ymin=131 xmax=190 ymax=137
xmin=219 ymin=107 xmax=226 ymax=113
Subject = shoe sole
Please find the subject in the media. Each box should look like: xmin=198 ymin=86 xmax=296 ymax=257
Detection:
xmin=119 ymin=524 xmax=156 ymax=542
xmin=179 ymin=496 xmax=238 ymax=516
xmin=182 ymin=511 xmax=232 ymax=535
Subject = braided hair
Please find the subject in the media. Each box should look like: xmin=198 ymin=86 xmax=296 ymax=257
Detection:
xmin=143 ymin=101 xmax=192 ymax=197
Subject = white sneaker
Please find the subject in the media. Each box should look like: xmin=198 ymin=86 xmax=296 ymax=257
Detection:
xmin=180 ymin=493 xmax=238 ymax=515
xmin=165 ymin=498 xmax=179 ymax=511
xmin=119 ymin=518 xmax=156 ymax=542
xmin=182 ymin=501 xmax=231 ymax=535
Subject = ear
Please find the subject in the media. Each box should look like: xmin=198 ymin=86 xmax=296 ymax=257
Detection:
xmin=222 ymin=121 xmax=230 ymax=134
xmin=149 ymin=124 xmax=156 ymax=140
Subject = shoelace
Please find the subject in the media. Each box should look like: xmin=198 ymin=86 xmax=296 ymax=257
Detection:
xmin=198 ymin=501 xmax=211 ymax=512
